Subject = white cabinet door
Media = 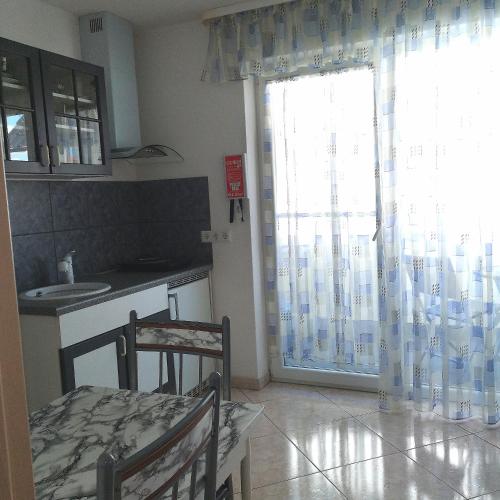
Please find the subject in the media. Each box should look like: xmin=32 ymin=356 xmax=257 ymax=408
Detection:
xmin=74 ymin=342 xmax=120 ymax=389
xmin=168 ymin=277 xmax=214 ymax=394
xmin=169 ymin=277 xmax=212 ymax=322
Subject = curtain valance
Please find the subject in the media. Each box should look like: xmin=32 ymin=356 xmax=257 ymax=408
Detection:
xmin=202 ymin=0 xmax=498 ymax=82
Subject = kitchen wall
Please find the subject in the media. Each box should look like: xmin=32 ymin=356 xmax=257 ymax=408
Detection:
xmin=0 ymin=0 xmax=270 ymax=387
xmin=7 ymin=178 xmax=212 ymax=291
xmin=0 ymin=0 xmax=80 ymax=58
xmin=133 ymin=21 xmax=269 ymax=386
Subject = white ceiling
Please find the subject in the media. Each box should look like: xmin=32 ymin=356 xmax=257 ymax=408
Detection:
xmin=43 ymin=0 xmax=252 ymax=28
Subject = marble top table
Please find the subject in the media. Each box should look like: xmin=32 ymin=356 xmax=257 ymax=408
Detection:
xmin=30 ymin=385 xmax=263 ymax=500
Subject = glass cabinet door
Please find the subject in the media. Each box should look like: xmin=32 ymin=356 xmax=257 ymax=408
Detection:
xmin=40 ymin=51 xmax=111 ymax=176
xmin=0 ymin=38 xmax=48 ymax=174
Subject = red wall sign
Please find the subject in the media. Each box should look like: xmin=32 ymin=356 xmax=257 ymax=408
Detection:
xmin=224 ymin=154 xmax=245 ymax=199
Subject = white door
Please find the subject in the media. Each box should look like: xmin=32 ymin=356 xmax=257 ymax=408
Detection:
xmin=74 ymin=342 xmax=120 ymax=389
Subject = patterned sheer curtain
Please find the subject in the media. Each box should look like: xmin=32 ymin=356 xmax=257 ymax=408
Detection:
xmin=204 ymin=0 xmax=500 ymax=423
xmin=266 ymin=68 xmax=379 ymax=373
xmin=377 ymin=20 xmax=500 ymax=422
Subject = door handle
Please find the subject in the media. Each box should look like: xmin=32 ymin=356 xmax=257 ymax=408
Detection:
xmin=49 ymin=145 xmax=60 ymax=168
xmin=39 ymin=144 xmax=49 ymax=167
xmin=118 ymin=334 xmax=127 ymax=357
xmin=168 ymin=293 xmax=179 ymax=320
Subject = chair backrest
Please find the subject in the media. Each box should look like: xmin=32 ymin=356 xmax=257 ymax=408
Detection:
xmin=96 ymin=372 xmax=221 ymax=500
xmin=127 ymin=311 xmax=231 ymax=401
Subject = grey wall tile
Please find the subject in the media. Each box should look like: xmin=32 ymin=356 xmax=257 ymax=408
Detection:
xmin=115 ymin=182 xmax=139 ymax=224
xmin=12 ymin=233 xmax=57 ymax=291
xmin=139 ymin=219 xmax=211 ymax=268
xmin=50 ymin=181 xmax=89 ymax=231
xmin=8 ymin=178 xmax=212 ymax=291
xmin=7 ymin=181 xmax=52 ymax=236
xmin=88 ymin=182 xmax=121 ymax=227
xmin=169 ymin=178 xmax=210 ymax=221
xmin=138 ymin=177 xmax=210 ymax=223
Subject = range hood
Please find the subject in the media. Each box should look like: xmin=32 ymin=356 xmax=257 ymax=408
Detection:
xmin=79 ymin=12 xmax=183 ymax=164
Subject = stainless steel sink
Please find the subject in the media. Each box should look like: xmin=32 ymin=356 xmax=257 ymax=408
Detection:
xmin=19 ymin=282 xmax=111 ymax=302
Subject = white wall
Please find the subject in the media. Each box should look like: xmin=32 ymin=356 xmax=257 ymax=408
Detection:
xmin=134 ymin=21 xmax=268 ymax=384
xmin=0 ymin=0 xmax=80 ymax=58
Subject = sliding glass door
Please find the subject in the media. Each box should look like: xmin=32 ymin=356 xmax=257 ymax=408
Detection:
xmin=265 ymin=68 xmax=380 ymax=387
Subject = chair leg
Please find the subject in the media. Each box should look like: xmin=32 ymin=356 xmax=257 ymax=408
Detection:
xmin=226 ymin=474 xmax=234 ymax=499
xmin=216 ymin=474 xmax=234 ymax=500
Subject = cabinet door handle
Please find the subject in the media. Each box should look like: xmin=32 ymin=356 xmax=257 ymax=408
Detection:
xmin=118 ymin=334 xmax=127 ymax=357
xmin=49 ymin=145 xmax=60 ymax=168
xmin=39 ymin=144 xmax=49 ymax=167
xmin=168 ymin=293 xmax=179 ymax=320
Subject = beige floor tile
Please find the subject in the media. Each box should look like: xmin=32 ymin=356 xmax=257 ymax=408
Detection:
xmin=455 ymin=416 xmax=491 ymax=434
xmin=231 ymin=388 xmax=250 ymax=402
xmin=231 ymin=433 xmax=317 ymax=490
xmin=407 ymin=434 xmax=500 ymax=499
xmin=358 ymin=409 xmax=469 ymax=450
xmin=285 ymin=417 xmax=398 ymax=470
xmin=263 ymin=397 xmax=350 ymax=432
xmin=471 ymin=493 xmax=500 ymax=500
xmin=476 ymin=427 xmax=500 ymax=448
xmin=325 ymin=452 xmax=464 ymax=500
xmin=317 ymin=387 xmax=380 ymax=416
xmin=245 ymin=472 xmax=344 ymax=499
xmin=242 ymin=382 xmax=326 ymax=403
xmin=250 ymin=414 xmax=278 ymax=439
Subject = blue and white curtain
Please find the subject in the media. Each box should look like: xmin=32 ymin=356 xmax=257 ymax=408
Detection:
xmin=204 ymin=0 xmax=500 ymax=423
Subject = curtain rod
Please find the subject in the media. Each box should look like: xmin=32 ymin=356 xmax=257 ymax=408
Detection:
xmin=202 ymin=0 xmax=295 ymax=23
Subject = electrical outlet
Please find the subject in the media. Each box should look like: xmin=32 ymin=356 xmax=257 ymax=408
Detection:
xmin=220 ymin=230 xmax=232 ymax=242
xmin=200 ymin=230 xmax=212 ymax=243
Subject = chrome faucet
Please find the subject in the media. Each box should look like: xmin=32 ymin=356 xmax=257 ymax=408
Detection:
xmin=58 ymin=250 xmax=76 ymax=284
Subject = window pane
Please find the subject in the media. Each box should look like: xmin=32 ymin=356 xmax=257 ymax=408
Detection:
xmin=80 ymin=120 xmax=102 ymax=164
xmin=1 ymin=53 xmax=31 ymax=108
xmin=5 ymin=109 xmax=36 ymax=161
xmin=50 ymin=66 xmax=76 ymax=115
xmin=55 ymin=115 xmax=80 ymax=163
xmin=76 ymin=72 xmax=98 ymax=119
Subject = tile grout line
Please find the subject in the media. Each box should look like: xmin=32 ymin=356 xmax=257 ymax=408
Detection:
xmin=240 ymin=384 xmax=500 ymax=499
xmin=245 ymin=388 xmax=387 ymax=498
xmin=262 ymin=412 xmax=348 ymax=498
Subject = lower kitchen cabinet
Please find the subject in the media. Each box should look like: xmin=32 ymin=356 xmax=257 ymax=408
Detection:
xmin=168 ymin=277 xmax=212 ymax=322
xmin=167 ymin=277 xmax=215 ymax=395
xmin=20 ymin=275 xmax=213 ymax=412
xmin=59 ymin=327 xmax=128 ymax=394
xmin=136 ymin=276 xmax=214 ymax=394
xmin=20 ymin=282 xmax=169 ymax=411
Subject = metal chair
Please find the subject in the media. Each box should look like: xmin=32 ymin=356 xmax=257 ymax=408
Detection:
xmin=96 ymin=372 xmax=221 ymax=500
xmin=126 ymin=311 xmax=234 ymax=499
xmin=127 ymin=311 xmax=231 ymax=401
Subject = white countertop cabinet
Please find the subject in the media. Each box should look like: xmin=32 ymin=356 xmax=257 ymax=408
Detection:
xmin=20 ymin=276 xmax=212 ymax=411
xmin=137 ymin=277 xmax=214 ymax=394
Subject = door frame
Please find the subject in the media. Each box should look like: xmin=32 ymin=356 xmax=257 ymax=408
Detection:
xmin=0 ymin=138 xmax=35 ymax=498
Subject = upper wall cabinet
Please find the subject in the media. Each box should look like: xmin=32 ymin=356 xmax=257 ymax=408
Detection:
xmin=40 ymin=52 xmax=111 ymax=176
xmin=0 ymin=37 xmax=111 ymax=176
xmin=0 ymin=38 xmax=48 ymax=174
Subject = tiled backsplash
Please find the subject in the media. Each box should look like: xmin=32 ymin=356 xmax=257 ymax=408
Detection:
xmin=7 ymin=178 xmax=212 ymax=291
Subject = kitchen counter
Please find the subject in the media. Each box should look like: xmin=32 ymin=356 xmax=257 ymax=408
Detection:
xmin=18 ymin=264 xmax=212 ymax=317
